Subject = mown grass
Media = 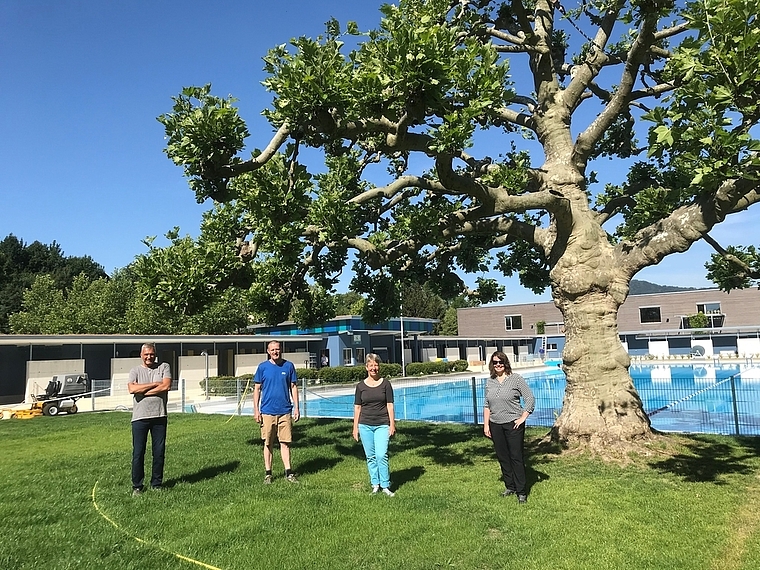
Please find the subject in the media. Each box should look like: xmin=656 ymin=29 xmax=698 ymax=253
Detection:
xmin=2 ymin=412 xmax=760 ymax=570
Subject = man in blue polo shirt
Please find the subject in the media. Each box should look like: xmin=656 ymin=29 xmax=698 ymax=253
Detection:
xmin=253 ymin=340 xmax=300 ymax=484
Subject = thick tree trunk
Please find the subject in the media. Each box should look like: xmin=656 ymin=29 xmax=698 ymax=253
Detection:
xmin=551 ymin=290 xmax=654 ymax=451
xmin=547 ymin=218 xmax=657 ymax=453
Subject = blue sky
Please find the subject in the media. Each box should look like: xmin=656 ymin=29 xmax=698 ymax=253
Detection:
xmin=1 ymin=1 xmax=755 ymax=306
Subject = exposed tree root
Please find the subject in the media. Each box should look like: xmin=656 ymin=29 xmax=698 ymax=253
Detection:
xmin=530 ymin=427 xmax=691 ymax=465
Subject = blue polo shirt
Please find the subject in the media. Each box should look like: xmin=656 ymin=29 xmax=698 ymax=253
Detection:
xmin=254 ymin=359 xmax=297 ymax=415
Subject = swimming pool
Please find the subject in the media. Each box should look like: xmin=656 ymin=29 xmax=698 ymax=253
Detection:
xmin=300 ymin=362 xmax=760 ymax=435
xmin=199 ymin=362 xmax=760 ymax=436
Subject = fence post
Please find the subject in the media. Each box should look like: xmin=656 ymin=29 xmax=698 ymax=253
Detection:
xmin=471 ymin=376 xmax=478 ymax=425
xmin=302 ymin=376 xmax=307 ymax=418
xmin=180 ymin=378 xmax=186 ymax=413
xmin=237 ymin=378 xmax=242 ymax=416
xmin=729 ymin=373 xmax=740 ymax=435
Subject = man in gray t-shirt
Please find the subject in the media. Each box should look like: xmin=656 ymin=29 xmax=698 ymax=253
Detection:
xmin=128 ymin=343 xmax=171 ymax=495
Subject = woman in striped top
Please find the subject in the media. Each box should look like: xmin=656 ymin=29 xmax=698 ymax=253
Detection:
xmin=483 ymin=351 xmax=535 ymax=504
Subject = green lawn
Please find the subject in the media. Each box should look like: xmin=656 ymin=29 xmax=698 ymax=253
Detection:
xmin=2 ymin=412 xmax=760 ymax=570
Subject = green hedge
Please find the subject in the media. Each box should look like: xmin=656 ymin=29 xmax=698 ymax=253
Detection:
xmin=405 ymin=360 xmax=469 ymax=376
xmin=201 ymin=374 xmax=253 ymax=396
xmin=201 ymin=360 xmax=467 ymax=393
xmin=316 ymin=363 xmax=403 ymax=385
xmin=202 ymin=369 xmax=323 ymax=394
xmin=296 ymin=367 xmax=319 ymax=380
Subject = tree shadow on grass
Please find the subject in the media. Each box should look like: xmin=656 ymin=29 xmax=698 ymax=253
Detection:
xmin=527 ymin=465 xmax=550 ymax=492
xmin=648 ymin=435 xmax=760 ymax=483
xmin=295 ymin=456 xmax=343 ymax=476
xmin=242 ymin=418 xmax=353 ymax=448
xmin=163 ymin=460 xmax=240 ymax=488
xmin=248 ymin=419 xmax=563 ymax=476
xmin=294 ymin=417 xmax=354 ymax=448
xmin=390 ymin=422 xmax=494 ymax=467
xmin=333 ymin=441 xmax=367 ymax=461
xmin=393 ymin=466 xmax=425 ymax=489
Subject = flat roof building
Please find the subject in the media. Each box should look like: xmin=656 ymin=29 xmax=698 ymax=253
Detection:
xmin=457 ymin=287 xmax=760 ymax=359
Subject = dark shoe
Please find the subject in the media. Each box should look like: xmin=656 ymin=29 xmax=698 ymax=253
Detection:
xmin=132 ymin=488 xmax=143 ymax=497
xmin=286 ymin=473 xmax=299 ymax=483
xmin=501 ymin=489 xmax=516 ymax=497
xmin=264 ymin=474 xmax=272 ymax=485
xmin=517 ymin=494 xmax=528 ymax=504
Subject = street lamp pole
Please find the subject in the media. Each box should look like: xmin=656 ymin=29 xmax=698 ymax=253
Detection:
xmin=400 ymin=303 xmax=406 ymax=377
xmin=201 ymin=351 xmax=209 ymax=400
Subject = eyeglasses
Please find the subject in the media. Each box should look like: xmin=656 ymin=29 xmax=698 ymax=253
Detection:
xmin=492 ymin=360 xmax=505 ymax=365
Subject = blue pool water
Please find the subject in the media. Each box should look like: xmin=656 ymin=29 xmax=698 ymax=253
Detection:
xmin=298 ymin=362 xmax=760 ymax=436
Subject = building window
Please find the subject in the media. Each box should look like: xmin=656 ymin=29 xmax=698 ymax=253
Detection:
xmin=504 ymin=315 xmax=523 ymax=330
xmin=697 ymin=302 xmax=721 ymax=314
xmin=356 ymin=348 xmax=366 ymax=364
xmin=639 ymin=307 xmax=661 ymax=324
xmin=343 ymin=348 xmax=353 ymax=366
xmin=708 ymin=314 xmax=725 ymax=327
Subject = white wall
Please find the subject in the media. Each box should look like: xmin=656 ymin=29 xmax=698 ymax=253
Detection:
xmin=690 ymin=339 xmax=713 ymax=357
xmin=111 ymin=358 xmax=143 ymax=397
xmin=235 ymin=354 xmax=268 ymax=376
xmin=179 ymin=354 xmax=219 ymax=399
xmin=738 ymin=338 xmax=760 ymax=357
xmin=422 ymin=347 xmax=438 ymax=362
xmin=648 ymin=340 xmax=669 ymax=357
xmin=234 ymin=353 xmax=306 ymax=376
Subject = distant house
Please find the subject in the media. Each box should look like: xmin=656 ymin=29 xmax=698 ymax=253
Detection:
xmin=249 ymin=315 xmax=437 ymax=368
xmin=457 ymin=288 xmax=760 ymax=358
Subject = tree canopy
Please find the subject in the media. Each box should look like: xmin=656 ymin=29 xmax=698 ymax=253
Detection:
xmin=153 ymin=0 xmax=760 ymax=452
xmin=0 ymin=234 xmax=107 ymax=333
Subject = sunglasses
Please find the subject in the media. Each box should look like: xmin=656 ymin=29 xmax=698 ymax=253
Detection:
xmin=492 ymin=360 xmax=505 ymax=365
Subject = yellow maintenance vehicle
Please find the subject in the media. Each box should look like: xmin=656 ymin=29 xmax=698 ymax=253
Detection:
xmin=1 ymin=374 xmax=90 ymax=419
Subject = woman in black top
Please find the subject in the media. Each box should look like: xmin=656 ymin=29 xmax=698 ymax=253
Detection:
xmin=353 ymin=353 xmax=396 ymax=496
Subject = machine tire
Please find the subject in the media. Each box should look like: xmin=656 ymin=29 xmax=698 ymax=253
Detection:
xmin=42 ymin=402 xmax=60 ymax=416
xmin=68 ymin=404 xmax=78 ymax=414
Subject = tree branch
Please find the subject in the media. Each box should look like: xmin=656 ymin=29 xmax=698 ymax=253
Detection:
xmin=574 ymin=7 xmax=662 ymax=165
xmin=703 ymin=233 xmax=760 ymax=280
xmin=221 ymin=123 xmax=291 ymax=177
xmin=620 ymin=177 xmax=760 ymax=277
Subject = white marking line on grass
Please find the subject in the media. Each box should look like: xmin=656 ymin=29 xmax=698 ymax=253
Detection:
xmin=91 ymin=480 xmax=223 ymax=570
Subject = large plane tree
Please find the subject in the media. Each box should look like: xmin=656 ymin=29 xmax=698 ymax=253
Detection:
xmin=152 ymin=0 xmax=760 ymax=451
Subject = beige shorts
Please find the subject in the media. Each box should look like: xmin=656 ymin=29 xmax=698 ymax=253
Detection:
xmin=260 ymin=414 xmax=293 ymax=446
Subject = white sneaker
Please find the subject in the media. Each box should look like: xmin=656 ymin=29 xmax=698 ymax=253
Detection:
xmin=381 ymin=488 xmax=395 ymax=497
xmin=371 ymin=485 xmax=380 ymax=495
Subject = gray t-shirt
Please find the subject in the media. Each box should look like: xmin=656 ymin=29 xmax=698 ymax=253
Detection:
xmin=129 ymin=362 xmax=171 ymax=422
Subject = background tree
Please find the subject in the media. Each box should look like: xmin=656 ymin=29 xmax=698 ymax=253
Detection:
xmin=439 ymin=294 xmax=482 ymax=335
xmin=8 ymin=263 xmax=251 ymax=335
xmin=155 ymin=0 xmax=760 ymax=453
xmin=9 ymin=274 xmax=128 ymax=334
xmin=0 ymin=234 xmax=106 ymax=332
xmin=400 ymin=282 xmax=447 ymax=323
xmin=332 ymin=291 xmax=366 ymax=315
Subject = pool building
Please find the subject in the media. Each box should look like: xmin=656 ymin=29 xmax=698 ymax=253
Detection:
xmin=3 ymin=287 xmax=760 ymax=406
